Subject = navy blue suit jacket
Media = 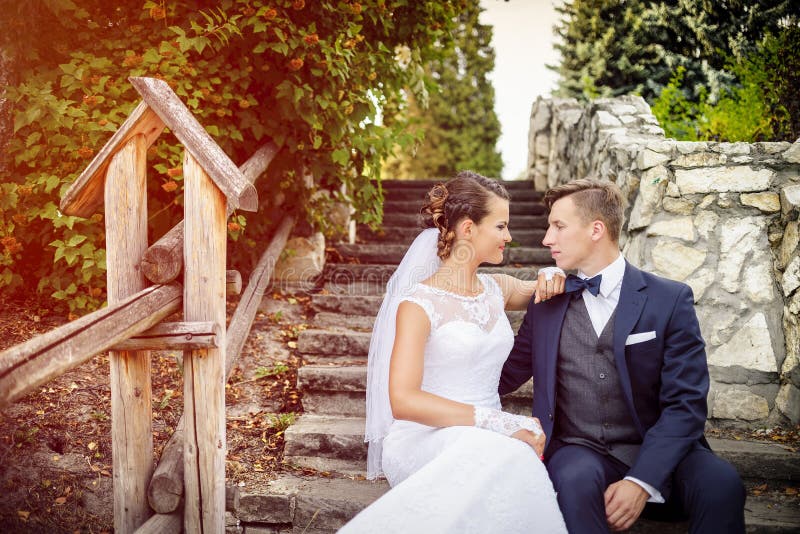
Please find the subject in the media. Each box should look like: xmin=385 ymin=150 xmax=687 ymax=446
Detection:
xmin=499 ymin=261 xmax=710 ymax=494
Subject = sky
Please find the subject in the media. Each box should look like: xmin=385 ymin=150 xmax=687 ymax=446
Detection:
xmin=479 ymin=0 xmax=562 ymax=180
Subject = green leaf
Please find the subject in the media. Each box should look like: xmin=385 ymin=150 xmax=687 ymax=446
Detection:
xmin=67 ymin=234 xmax=87 ymax=247
xmin=45 ymin=175 xmax=60 ymax=194
xmin=331 ymin=148 xmax=350 ymax=166
xmin=253 ymin=42 xmax=268 ymax=54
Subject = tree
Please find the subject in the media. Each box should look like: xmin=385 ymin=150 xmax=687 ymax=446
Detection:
xmin=384 ymin=0 xmax=503 ymax=179
xmin=0 ymin=0 xmax=462 ymax=312
xmin=551 ymin=0 xmax=798 ymax=102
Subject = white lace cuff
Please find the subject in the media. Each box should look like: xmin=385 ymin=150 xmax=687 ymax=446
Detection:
xmin=538 ymin=266 xmax=566 ymax=281
xmin=473 ymin=406 xmax=543 ymax=437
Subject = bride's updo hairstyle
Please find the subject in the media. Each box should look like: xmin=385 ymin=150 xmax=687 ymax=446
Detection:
xmin=420 ymin=171 xmax=510 ymax=260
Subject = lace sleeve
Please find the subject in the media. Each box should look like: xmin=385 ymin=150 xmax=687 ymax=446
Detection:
xmin=399 ymin=295 xmax=439 ymax=330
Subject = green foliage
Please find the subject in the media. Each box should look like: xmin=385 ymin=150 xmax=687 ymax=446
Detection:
xmin=384 ymin=0 xmax=503 ymax=178
xmin=652 ymin=26 xmax=799 ymax=142
xmin=552 ymin=0 xmax=797 ymax=103
xmin=0 ymin=0 xmax=461 ymax=312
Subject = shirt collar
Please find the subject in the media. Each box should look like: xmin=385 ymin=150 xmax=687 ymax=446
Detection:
xmin=578 ymin=253 xmax=625 ymax=298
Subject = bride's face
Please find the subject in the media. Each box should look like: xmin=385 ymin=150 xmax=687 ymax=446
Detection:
xmin=470 ymin=194 xmax=512 ymax=265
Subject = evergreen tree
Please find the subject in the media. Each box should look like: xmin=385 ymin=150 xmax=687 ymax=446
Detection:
xmin=385 ymin=1 xmax=503 ymax=179
xmin=552 ymin=0 xmax=798 ymax=102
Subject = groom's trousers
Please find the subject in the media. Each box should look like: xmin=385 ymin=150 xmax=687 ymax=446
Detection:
xmin=546 ymin=443 xmax=746 ymax=534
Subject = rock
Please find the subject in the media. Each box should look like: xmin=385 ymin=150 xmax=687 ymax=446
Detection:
xmin=675 ymin=141 xmax=707 ymax=154
xmin=637 ymin=149 xmax=671 ymax=170
xmin=596 ymin=110 xmax=622 ymax=128
xmin=646 ymin=140 xmax=676 ymax=153
xmin=700 ymin=307 xmax=738 ymax=346
xmin=717 ymin=142 xmax=751 ymax=155
xmin=694 ymin=211 xmax=719 ymax=240
xmin=698 ymin=195 xmax=715 ymax=209
xmin=756 ymin=141 xmax=791 ymax=154
xmin=675 ymin=166 xmax=775 ymax=194
xmin=743 ymin=254 xmax=777 ymax=304
xmin=610 ymin=103 xmax=639 ymax=116
xmin=775 ymin=383 xmax=800 ymax=424
xmin=779 ymin=221 xmax=799 ymax=269
xmin=740 ymin=192 xmax=781 ymax=213
xmin=731 ymin=155 xmax=753 ymax=164
xmin=672 ymin=152 xmax=727 ymax=167
xmin=665 ymin=182 xmax=681 ymax=197
xmin=662 ymin=197 xmax=695 ymax=215
xmin=646 ymin=217 xmax=696 ymax=241
xmin=274 ymin=232 xmax=325 ymax=283
xmin=782 ymin=142 xmax=800 ymax=163
xmin=651 ymin=241 xmax=706 ymax=281
xmin=711 ymin=386 xmax=769 ymax=421
xmin=717 ymin=193 xmax=734 ymax=208
xmin=530 ymin=98 xmax=552 ymax=133
xmin=783 ymin=256 xmax=800 ymax=297
xmin=534 ymin=133 xmax=550 ymax=157
xmin=622 ymin=233 xmax=646 ymax=268
xmin=782 ymin=184 xmax=800 ymax=215
xmin=628 ymin=165 xmax=668 ymax=230
xmin=709 ymin=313 xmax=778 ymax=373
xmin=687 ymin=268 xmax=715 ymax=302
xmin=718 ymin=217 xmax=763 ymax=292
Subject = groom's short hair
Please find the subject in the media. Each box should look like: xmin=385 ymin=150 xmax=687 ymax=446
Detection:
xmin=544 ymin=179 xmax=626 ymax=243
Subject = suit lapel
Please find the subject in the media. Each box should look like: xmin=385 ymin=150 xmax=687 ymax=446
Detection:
xmin=613 ymin=262 xmax=648 ymax=434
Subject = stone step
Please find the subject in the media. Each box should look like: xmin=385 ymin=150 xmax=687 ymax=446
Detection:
xmin=298 ymin=365 xmax=531 ymax=417
xmin=297 ymin=329 xmax=371 ymax=357
xmin=333 ymin=243 xmax=551 ymax=266
xmin=381 ymin=212 xmax=548 ymax=228
xmin=381 ymin=179 xmax=535 ymax=190
xmin=324 ymin=263 xmax=548 ymax=287
xmin=358 ymin=225 xmax=546 ymax=247
xmin=321 ymin=281 xmax=386 ymax=296
xmin=312 ymin=294 xmax=384 ymax=316
xmin=228 ymin=474 xmax=800 ymax=534
xmin=383 ymin=200 xmax=546 ymax=216
xmin=282 ymin=414 xmax=800 ymax=484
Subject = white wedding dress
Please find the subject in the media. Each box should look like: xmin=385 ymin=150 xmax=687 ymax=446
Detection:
xmin=340 ymin=274 xmax=567 ymax=533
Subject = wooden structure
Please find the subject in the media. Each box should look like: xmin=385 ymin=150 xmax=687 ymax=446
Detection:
xmin=0 ymin=77 xmax=295 ymax=533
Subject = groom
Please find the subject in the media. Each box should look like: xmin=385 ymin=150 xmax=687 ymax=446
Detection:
xmin=499 ymin=179 xmax=746 ymax=533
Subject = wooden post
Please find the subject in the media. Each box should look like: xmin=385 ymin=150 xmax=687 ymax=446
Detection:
xmin=182 ymin=151 xmax=227 ymax=532
xmin=105 ymin=133 xmax=153 ymax=532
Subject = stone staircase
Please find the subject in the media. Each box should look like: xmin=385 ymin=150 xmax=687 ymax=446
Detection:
xmin=226 ymin=179 xmax=800 ymax=534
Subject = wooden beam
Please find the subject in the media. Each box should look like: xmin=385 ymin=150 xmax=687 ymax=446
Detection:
xmin=106 ymin=134 xmax=153 ymax=532
xmin=226 ymin=270 xmax=242 ymax=296
xmin=133 ymin=511 xmax=182 ymax=534
xmin=129 ymin=77 xmax=258 ymax=212
xmin=60 ymin=101 xmax=165 ymax=218
xmin=139 ymin=142 xmax=279 ymax=284
xmin=181 ymin=151 xmax=227 ymax=532
xmin=146 ymin=216 xmax=294 ymax=514
xmin=110 ymin=322 xmax=219 ymax=352
xmin=0 ymin=282 xmax=182 ymax=408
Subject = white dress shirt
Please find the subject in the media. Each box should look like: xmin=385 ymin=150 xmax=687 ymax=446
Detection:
xmin=577 ymin=253 xmax=665 ymax=503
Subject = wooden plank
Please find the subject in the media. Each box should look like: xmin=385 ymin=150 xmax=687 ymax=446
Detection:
xmin=139 ymin=141 xmax=279 ymax=284
xmin=60 ymin=101 xmax=165 ymax=218
xmin=145 ymin=216 xmax=294 ymax=514
xmin=0 ymin=282 xmax=182 ymax=408
xmin=105 ymin=134 xmax=153 ymax=532
xmin=129 ymin=77 xmax=258 ymax=212
xmin=181 ymin=151 xmax=227 ymax=533
xmin=226 ymin=269 xmax=242 ymax=296
xmin=226 ymin=216 xmax=295 ymax=375
xmin=110 ymin=321 xmax=219 ymax=352
xmin=133 ymin=510 xmax=182 ymax=534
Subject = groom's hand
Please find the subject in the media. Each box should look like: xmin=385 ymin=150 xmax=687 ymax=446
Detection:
xmin=604 ymin=480 xmax=648 ymax=531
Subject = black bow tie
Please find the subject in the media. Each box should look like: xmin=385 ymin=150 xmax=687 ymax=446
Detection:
xmin=565 ymin=274 xmax=602 ymax=297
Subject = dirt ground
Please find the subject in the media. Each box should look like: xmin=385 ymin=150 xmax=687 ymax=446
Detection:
xmin=0 ymin=291 xmax=311 ymax=533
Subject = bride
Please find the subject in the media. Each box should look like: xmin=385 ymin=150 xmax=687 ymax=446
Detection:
xmin=340 ymin=171 xmax=568 ymax=533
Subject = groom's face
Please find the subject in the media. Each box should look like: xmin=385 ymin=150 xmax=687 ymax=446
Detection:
xmin=542 ymin=196 xmax=593 ymax=271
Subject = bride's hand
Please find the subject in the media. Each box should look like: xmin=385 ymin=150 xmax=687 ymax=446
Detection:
xmin=511 ymin=418 xmax=545 ymax=457
xmin=534 ymin=267 xmax=566 ymax=303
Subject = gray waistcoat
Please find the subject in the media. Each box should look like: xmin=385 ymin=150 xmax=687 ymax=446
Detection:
xmin=553 ymin=296 xmax=641 ymax=467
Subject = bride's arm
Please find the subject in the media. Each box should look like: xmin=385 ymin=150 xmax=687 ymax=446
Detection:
xmin=492 ymin=272 xmax=566 ymax=311
xmin=388 ymin=301 xmax=474 ymax=426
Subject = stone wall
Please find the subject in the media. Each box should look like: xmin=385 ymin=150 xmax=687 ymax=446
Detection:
xmin=528 ymin=95 xmax=800 ymax=427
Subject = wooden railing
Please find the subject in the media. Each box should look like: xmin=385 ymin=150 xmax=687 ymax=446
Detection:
xmin=0 ymin=77 xmax=296 ymax=534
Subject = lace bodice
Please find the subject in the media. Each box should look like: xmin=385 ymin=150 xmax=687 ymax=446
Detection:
xmin=400 ymin=273 xmax=514 ymax=409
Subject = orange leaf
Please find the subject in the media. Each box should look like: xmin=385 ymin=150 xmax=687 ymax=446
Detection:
xmin=54 ymin=497 xmax=67 ymax=505
xmin=17 ymin=510 xmax=30 ymax=521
